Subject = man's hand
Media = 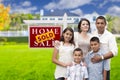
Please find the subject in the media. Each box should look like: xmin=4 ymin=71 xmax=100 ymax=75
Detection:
xmin=91 ymin=54 xmax=102 ymax=63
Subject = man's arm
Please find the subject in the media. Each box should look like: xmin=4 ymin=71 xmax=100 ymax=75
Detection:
xmin=103 ymin=59 xmax=109 ymax=80
xmin=91 ymin=51 xmax=113 ymax=63
xmin=103 ymin=70 xmax=107 ymax=80
xmin=103 ymin=51 xmax=113 ymax=60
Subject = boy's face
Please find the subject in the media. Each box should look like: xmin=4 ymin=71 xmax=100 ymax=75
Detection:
xmin=73 ymin=51 xmax=83 ymax=63
xmin=90 ymin=41 xmax=100 ymax=52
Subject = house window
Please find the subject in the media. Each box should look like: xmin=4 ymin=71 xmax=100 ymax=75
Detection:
xmin=42 ymin=18 xmax=47 ymax=20
xmin=67 ymin=18 xmax=72 ymax=20
xmin=93 ymin=16 xmax=96 ymax=21
xmin=50 ymin=18 xmax=55 ymax=20
xmin=74 ymin=18 xmax=79 ymax=20
xmin=58 ymin=18 xmax=63 ymax=20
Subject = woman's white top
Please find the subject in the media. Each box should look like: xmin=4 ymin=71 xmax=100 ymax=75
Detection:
xmin=55 ymin=42 xmax=75 ymax=79
xmin=74 ymin=32 xmax=92 ymax=57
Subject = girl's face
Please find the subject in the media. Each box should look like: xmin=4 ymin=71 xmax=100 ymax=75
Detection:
xmin=73 ymin=51 xmax=83 ymax=64
xmin=63 ymin=30 xmax=73 ymax=43
xmin=80 ymin=20 xmax=89 ymax=32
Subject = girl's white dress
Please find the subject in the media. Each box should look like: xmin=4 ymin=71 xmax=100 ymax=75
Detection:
xmin=55 ymin=42 xmax=75 ymax=79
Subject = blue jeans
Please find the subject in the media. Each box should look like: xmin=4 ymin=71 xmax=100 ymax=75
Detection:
xmin=107 ymin=70 xmax=110 ymax=80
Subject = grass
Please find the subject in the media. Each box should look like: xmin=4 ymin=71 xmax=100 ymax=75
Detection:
xmin=0 ymin=45 xmax=55 ymax=80
xmin=111 ymin=45 xmax=120 ymax=80
xmin=0 ymin=43 xmax=119 ymax=80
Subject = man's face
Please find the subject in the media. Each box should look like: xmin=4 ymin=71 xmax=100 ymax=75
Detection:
xmin=96 ymin=19 xmax=106 ymax=34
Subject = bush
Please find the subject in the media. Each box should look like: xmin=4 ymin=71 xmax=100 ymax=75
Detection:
xmin=0 ymin=37 xmax=28 ymax=45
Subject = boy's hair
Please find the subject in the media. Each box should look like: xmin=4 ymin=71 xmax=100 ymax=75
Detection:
xmin=90 ymin=37 xmax=100 ymax=43
xmin=73 ymin=48 xmax=83 ymax=55
xmin=96 ymin=16 xmax=107 ymax=25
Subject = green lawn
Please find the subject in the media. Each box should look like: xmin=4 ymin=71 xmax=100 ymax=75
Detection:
xmin=111 ymin=44 xmax=120 ymax=80
xmin=0 ymin=44 xmax=120 ymax=80
xmin=0 ymin=45 xmax=55 ymax=80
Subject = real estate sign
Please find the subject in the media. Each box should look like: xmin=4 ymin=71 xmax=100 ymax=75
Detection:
xmin=29 ymin=26 xmax=61 ymax=48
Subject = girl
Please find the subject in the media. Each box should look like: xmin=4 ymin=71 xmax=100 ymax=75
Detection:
xmin=52 ymin=27 xmax=75 ymax=80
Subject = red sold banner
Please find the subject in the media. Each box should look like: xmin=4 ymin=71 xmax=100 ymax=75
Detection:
xmin=29 ymin=26 xmax=61 ymax=48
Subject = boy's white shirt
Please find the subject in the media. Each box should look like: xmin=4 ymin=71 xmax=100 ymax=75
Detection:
xmin=66 ymin=61 xmax=88 ymax=80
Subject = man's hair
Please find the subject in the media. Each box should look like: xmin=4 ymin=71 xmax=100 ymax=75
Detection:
xmin=73 ymin=48 xmax=83 ymax=55
xmin=96 ymin=16 xmax=107 ymax=25
xmin=90 ymin=37 xmax=100 ymax=43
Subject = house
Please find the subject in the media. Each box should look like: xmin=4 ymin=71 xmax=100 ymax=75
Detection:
xmin=23 ymin=10 xmax=99 ymax=32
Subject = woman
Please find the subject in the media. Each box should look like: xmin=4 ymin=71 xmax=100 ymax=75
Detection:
xmin=74 ymin=18 xmax=92 ymax=57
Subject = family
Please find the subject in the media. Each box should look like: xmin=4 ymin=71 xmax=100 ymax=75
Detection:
xmin=52 ymin=16 xmax=118 ymax=80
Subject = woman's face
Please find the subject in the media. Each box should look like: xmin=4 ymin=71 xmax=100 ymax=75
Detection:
xmin=80 ymin=20 xmax=89 ymax=32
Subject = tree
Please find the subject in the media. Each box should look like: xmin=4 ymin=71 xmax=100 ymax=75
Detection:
xmin=106 ymin=14 xmax=120 ymax=33
xmin=112 ymin=17 xmax=120 ymax=33
xmin=105 ymin=14 xmax=116 ymax=32
xmin=0 ymin=4 xmax=11 ymax=30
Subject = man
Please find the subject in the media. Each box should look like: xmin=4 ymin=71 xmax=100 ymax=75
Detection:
xmin=92 ymin=16 xmax=118 ymax=80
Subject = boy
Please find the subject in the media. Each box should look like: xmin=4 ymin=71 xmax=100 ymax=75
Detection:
xmin=85 ymin=37 xmax=109 ymax=80
xmin=65 ymin=48 xmax=88 ymax=80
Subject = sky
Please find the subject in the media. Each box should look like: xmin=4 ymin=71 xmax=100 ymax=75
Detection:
xmin=1 ymin=0 xmax=120 ymax=16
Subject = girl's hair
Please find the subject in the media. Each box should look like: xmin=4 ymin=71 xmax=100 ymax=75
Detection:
xmin=60 ymin=27 xmax=75 ymax=45
xmin=77 ymin=18 xmax=90 ymax=33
